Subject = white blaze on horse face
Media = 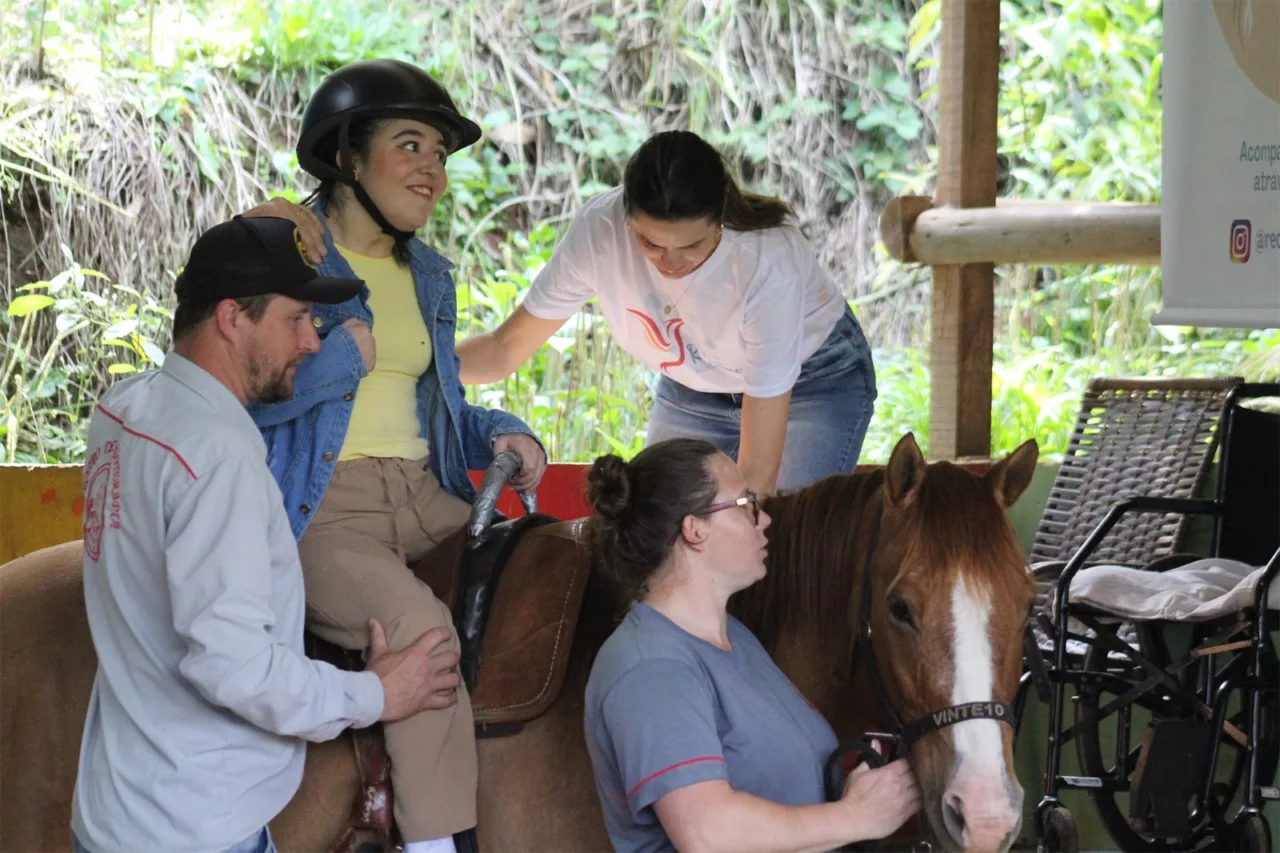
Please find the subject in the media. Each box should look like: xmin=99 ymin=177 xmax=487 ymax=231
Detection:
xmin=944 ymin=574 xmax=1022 ymax=852
xmin=949 ymin=575 xmax=1003 ymax=773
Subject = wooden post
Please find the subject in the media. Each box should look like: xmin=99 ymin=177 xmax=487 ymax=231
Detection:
xmin=929 ymin=0 xmax=1001 ymax=461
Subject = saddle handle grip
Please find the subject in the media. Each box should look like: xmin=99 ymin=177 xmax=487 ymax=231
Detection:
xmin=468 ymin=450 xmax=538 ymax=541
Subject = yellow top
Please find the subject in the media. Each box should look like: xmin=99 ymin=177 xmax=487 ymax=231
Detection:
xmin=337 ymin=246 xmax=432 ymax=462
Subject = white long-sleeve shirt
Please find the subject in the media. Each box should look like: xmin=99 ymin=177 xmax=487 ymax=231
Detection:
xmin=72 ymin=353 xmax=384 ymax=853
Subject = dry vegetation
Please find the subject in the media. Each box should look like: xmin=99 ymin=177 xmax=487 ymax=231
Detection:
xmin=2 ymin=0 xmax=935 ymax=342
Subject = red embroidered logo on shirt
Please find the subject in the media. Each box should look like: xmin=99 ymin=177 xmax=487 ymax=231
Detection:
xmin=627 ymin=309 xmax=687 ymax=373
xmin=83 ymin=440 xmax=122 ymax=561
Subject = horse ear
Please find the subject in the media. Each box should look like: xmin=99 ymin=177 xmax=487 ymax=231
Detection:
xmin=885 ymin=432 xmax=927 ymax=508
xmin=983 ymin=438 xmax=1039 ymax=509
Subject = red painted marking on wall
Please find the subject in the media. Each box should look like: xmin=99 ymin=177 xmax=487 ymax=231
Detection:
xmin=467 ymin=463 xmax=591 ymax=521
xmin=25 ymin=461 xmax=981 ymax=528
xmin=464 ymin=461 xmax=987 ymax=523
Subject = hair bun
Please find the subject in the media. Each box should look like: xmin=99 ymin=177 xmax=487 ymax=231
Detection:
xmin=587 ymin=454 xmax=631 ymax=522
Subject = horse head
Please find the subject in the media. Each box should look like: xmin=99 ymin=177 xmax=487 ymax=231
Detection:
xmin=869 ymin=433 xmax=1038 ymax=853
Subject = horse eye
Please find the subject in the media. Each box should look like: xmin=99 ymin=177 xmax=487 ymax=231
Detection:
xmin=889 ymin=597 xmax=916 ymax=628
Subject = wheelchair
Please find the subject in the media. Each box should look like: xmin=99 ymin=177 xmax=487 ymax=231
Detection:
xmin=1020 ymin=381 xmax=1280 ymax=853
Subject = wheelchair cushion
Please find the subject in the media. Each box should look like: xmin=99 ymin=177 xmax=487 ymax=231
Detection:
xmin=1066 ymin=558 xmax=1279 ymax=623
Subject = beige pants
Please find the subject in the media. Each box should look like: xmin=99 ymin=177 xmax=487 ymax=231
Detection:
xmin=298 ymin=457 xmax=476 ymax=841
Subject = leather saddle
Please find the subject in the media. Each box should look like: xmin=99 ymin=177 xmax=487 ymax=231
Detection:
xmin=305 ymin=452 xmax=594 ymax=852
xmin=422 ymin=514 xmax=593 ymax=728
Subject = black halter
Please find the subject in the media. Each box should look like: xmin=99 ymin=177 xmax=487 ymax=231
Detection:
xmin=848 ymin=502 xmax=1015 ymax=759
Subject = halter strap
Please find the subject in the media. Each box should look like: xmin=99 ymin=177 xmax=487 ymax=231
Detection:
xmin=853 ymin=505 xmax=903 ymax=736
xmin=901 ymin=700 xmax=1014 ymax=746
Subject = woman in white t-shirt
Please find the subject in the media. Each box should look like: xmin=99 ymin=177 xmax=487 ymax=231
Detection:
xmin=458 ymin=130 xmax=876 ymax=493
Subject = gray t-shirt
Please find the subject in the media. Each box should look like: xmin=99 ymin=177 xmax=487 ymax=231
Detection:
xmin=585 ymin=603 xmax=839 ymax=852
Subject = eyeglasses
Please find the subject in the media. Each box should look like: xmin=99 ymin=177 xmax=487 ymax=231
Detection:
xmin=697 ymin=491 xmax=760 ymax=525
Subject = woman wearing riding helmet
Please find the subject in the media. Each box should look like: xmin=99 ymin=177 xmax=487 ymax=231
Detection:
xmin=456 ymin=130 xmax=877 ymax=495
xmin=242 ymin=59 xmax=547 ymax=853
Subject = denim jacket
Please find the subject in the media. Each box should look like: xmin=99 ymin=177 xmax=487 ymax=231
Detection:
xmin=249 ymin=206 xmax=538 ymax=540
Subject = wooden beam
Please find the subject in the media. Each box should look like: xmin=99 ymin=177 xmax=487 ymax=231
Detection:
xmin=930 ymin=0 xmax=1000 ymax=462
xmin=880 ymin=198 xmax=1161 ymax=266
xmin=878 ymin=195 xmax=934 ymax=263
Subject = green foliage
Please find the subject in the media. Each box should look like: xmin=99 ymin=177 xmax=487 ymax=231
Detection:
xmin=998 ymin=0 xmax=1163 ymax=202
xmin=867 ymin=330 xmax=1280 ymax=463
xmin=2 ymin=252 xmax=169 ymax=462
xmin=228 ymin=0 xmax=428 ymax=73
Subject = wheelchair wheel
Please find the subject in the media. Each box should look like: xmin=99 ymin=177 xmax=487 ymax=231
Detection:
xmin=1232 ymin=814 xmax=1272 ymax=853
xmin=1074 ymin=624 xmax=1280 ymax=852
xmin=1074 ymin=627 xmax=1192 ymax=851
xmin=1040 ymin=806 xmax=1079 ymax=853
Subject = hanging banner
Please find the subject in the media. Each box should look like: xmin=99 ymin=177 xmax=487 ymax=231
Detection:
xmin=1158 ymin=0 xmax=1280 ymax=329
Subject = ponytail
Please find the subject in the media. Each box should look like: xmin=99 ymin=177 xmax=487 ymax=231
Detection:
xmin=721 ymin=182 xmax=793 ymax=231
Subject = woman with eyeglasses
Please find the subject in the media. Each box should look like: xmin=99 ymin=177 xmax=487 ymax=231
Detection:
xmin=457 ymin=130 xmax=876 ymax=496
xmin=583 ymin=439 xmax=921 ymax=852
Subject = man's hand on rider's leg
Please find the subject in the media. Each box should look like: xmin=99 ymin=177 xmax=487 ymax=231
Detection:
xmin=366 ymin=619 xmax=461 ymax=722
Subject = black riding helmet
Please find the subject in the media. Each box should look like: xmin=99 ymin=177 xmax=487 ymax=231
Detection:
xmin=296 ymin=59 xmax=482 ymax=240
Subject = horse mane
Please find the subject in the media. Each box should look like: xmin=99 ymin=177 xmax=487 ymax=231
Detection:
xmin=729 ymin=470 xmax=885 ymax=654
xmin=729 ymin=461 xmax=1026 ymax=654
xmin=896 ymin=462 xmax=1028 ymax=591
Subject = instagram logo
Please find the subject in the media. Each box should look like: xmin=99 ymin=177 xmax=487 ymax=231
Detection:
xmin=1230 ymin=219 xmax=1252 ymax=263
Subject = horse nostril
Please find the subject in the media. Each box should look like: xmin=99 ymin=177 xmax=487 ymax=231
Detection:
xmin=942 ymin=792 xmax=968 ymax=845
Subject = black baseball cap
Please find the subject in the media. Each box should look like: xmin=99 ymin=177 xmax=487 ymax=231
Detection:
xmin=176 ymin=216 xmax=363 ymax=306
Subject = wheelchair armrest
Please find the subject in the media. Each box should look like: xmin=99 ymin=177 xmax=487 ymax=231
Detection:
xmin=1055 ymin=498 xmax=1221 ymax=602
xmin=1047 ymin=497 xmax=1223 ymax=666
xmin=1255 ymin=547 xmax=1280 ymax=639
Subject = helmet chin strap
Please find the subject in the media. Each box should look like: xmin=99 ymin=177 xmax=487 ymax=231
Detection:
xmin=338 ymin=120 xmax=415 ymax=243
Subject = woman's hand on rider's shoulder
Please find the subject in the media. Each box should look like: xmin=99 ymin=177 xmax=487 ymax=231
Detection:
xmin=242 ymin=199 xmax=370 ymax=371
xmin=242 ymin=197 xmax=327 ymax=265
xmin=493 ymin=433 xmax=548 ymax=492
xmin=839 ymin=759 xmax=923 ymax=843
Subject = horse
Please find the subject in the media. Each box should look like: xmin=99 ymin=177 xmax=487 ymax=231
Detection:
xmin=0 ymin=433 xmax=1038 ymax=853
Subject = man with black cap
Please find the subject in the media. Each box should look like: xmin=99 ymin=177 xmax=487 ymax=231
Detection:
xmin=70 ymin=216 xmax=462 ymax=853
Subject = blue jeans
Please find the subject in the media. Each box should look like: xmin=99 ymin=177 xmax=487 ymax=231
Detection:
xmin=645 ymin=306 xmax=877 ymax=491
xmin=74 ymin=827 xmax=276 ymax=853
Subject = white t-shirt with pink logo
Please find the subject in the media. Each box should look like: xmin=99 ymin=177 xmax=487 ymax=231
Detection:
xmin=522 ymin=187 xmax=845 ymax=398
